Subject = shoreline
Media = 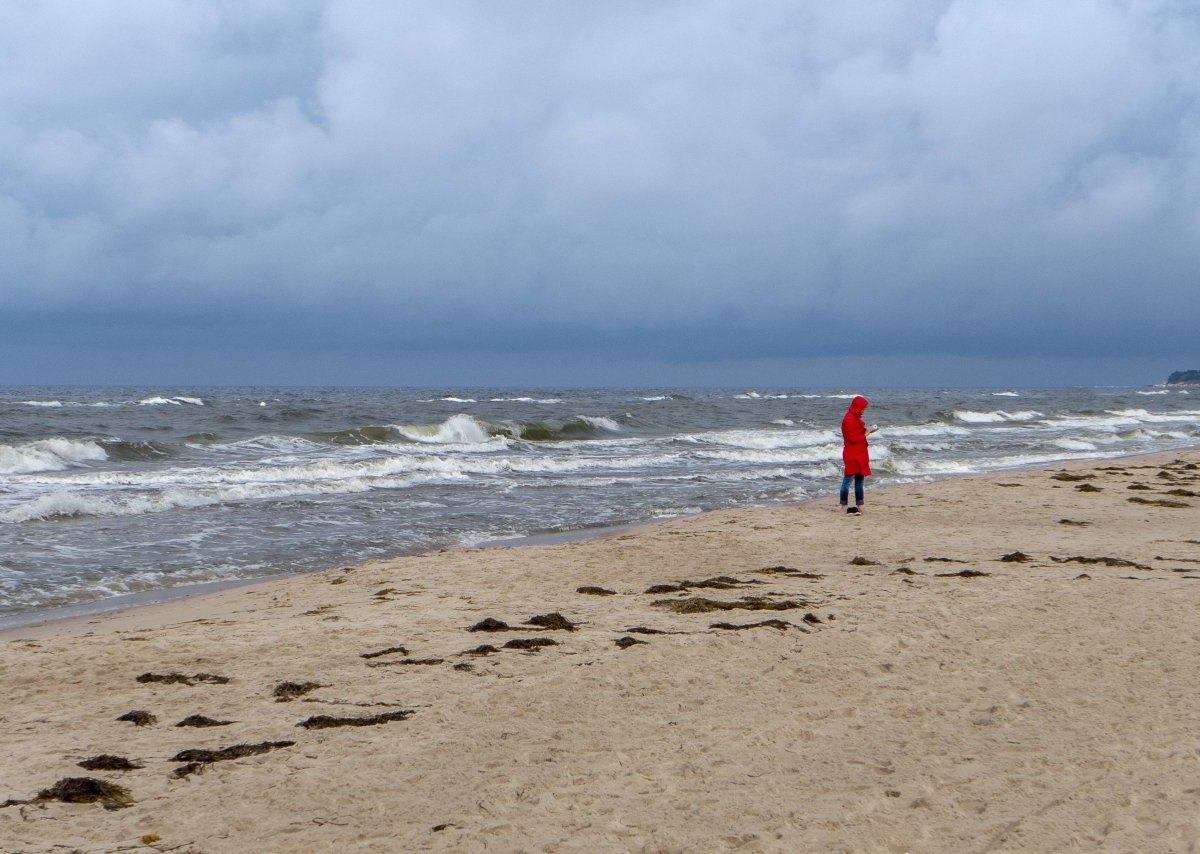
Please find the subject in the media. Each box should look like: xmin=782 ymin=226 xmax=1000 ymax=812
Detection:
xmin=3 ymin=447 xmax=1199 ymax=850
xmin=2 ymin=443 xmax=1188 ymax=637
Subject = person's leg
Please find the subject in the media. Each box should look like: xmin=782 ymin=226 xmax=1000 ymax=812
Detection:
xmin=854 ymin=474 xmax=864 ymax=507
xmin=839 ymin=475 xmax=852 ymax=506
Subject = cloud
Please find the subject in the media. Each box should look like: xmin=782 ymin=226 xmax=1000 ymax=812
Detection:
xmin=1 ymin=0 xmax=1198 ymax=384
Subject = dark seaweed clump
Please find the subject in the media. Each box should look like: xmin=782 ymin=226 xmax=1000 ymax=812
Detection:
xmin=577 ymin=586 xmax=616 ymax=595
xmin=525 ymin=612 xmax=577 ymax=631
xmin=468 ymin=618 xmax=512 ymax=632
xmin=462 ymin=644 xmax=499 ymax=656
xmin=710 ymin=619 xmax=795 ymax=631
xmin=116 ymin=710 xmax=157 ymax=726
xmin=78 ymin=755 xmax=142 ymax=771
xmin=756 ymin=566 xmax=825 ymax=578
xmin=1050 ymin=555 xmax=1151 ymax=569
xmin=175 ymin=715 xmax=233 ymax=728
xmin=615 ymin=636 xmax=646 ymax=649
xmin=1000 ymin=552 xmax=1032 ymax=562
xmin=652 ymin=596 xmax=806 ymax=614
xmin=297 ymin=711 xmax=413 ymax=730
xmin=1051 ymin=472 xmax=1094 ymax=482
xmin=38 ymin=778 xmax=132 ymax=807
xmin=644 ymin=576 xmax=762 ymax=594
xmin=360 ymin=645 xmax=409 ymax=659
xmin=849 ymin=557 xmax=881 ymax=566
xmin=136 ymin=672 xmax=230 ymax=686
xmin=503 ymin=638 xmax=558 ymax=651
xmin=1129 ymin=496 xmax=1190 ymax=508
xmin=935 ymin=570 xmax=990 ymax=578
xmin=172 ymin=740 xmax=297 ymax=776
xmin=1075 ymin=483 xmax=1103 ymax=493
xmin=273 ymin=681 xmax=324 ymax=702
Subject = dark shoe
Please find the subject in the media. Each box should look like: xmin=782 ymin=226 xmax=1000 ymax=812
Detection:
xmin=846 ymin=506 xmax=860 ymax=514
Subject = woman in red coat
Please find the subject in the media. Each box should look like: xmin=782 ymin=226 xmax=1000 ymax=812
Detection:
xmin=840 ymin=395 xmax=876 ymax=514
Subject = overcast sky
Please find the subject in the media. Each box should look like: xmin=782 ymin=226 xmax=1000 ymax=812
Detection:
xmin=1 ymin=0 xmax=1197 ymax=387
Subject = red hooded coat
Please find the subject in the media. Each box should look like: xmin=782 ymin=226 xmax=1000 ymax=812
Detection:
xmin=841 ymin=395 xmax=871 ymax=476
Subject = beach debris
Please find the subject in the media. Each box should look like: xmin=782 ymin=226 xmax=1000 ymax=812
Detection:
xmin=710 ymin=619 xmax=795 ymax=631
xmin=175 ymin=715 xmax=233 ymax=728
xmin=360 ymin=645 xmax=410 ymax=659
xmin=462 ymin=644 xmax=500 ymax=656
xmin=373 ymin=588 xmax=398 ymax=599
xmin=615 ymin=636 xmax=647 ymax=648
xmin=1051 ymin=472 xmax=1094 ymax=481
xmin=891 ymin=568 xmax=919 ymax=576
xmin=36 ymin=777 xmax=133 ymax=808
xmin=1157 ymin=470 xmax=1178 ymax=479
xmin=1000 ymin=551 xmax=1032 ymax=562
xmin=1074 ymin=573 xmax=1092 ymax=580
xmin=297 ymin=712 xmax=413 ymax=730
xmin=923 ymin=557 xmax=967 ymax=564
xmin=136 ymin=672 xmax=230 ymax=686
xmin=116 ymin=710 xmax=157 ymax=726
xmin=935 ymin=570 xmax=991 ymax=578
xmin=1058 ymin=519 xmax=1090 ymax=526
xmin=77 ymin=755 xmax=143 ymax=771
xmin=502 ymin=637 xmax=558 ymax=651
xmin=1075 ymin=483 xmax=1103 ymax=493
xmin=273 ymin=681 xmax=324 ymax=702
xmin=453 ymin=662 xmax=474 ymax=671
xmin=468 ymin=618 xmax=513 ymax=632
xmin=644 ymin=576 xmax=763 ymax=594
xmin=1165 ymin=489 xmax=1200 ymax=497
xmin=1129 ymin=496 xmax=1190 ymax=508
xmin=577 ymin=586 xmax=616 ymax=595
xmin=802 ymin=612 xmax=824 ymax=623
xmin=524 ymin=612 xmax=578 ymax=631
xmin=1050 ymin=556 xmax=1152 ymax=569
xmin=652 ymin=596 xmax=807 ymax=614
xmin=366 ymin=657 xmax=444 ymax=668
xmin=172 ymin=741 xmax=296 ymax=776
xmin=624 ymin=626 xmax=678 ymax=635
xmin=1127 ymin=483 xmax=1153 ymax=490
xmin=849 ymin=556 xmax=881 ymax=566
xmin=756 ymin=566 xmax=825 ymax=578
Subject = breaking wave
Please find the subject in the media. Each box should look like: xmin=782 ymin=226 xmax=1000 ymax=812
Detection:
xmin=0 ymin=439 xmax=108 ymax=474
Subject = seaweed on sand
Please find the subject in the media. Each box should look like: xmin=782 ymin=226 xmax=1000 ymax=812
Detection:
xmin=849 ymin=557 xmax=881 ymax=566
xmin=37 ymin=777 xmax=133 ymax=808
xmin=468 ymin=618 xmax=513 ymax=632
xmin=1075 ymin=483 xmax=1103 ymax=493
xmin=615 ymin=636 xmax=647 ymax=649
xmin=756 ymin=567 xmax=825 ymax=578
xmin=461 ymin=644 xmax=499 ymax=655
xmin=503 ymin=638 xmax=558 ymax=651
xmin=1050 ymin=556 xmax=1152 ymax=569
xmin=644 ymin=576 xmax=763 ymax=594
xmin=360 ymin=645 xmax=409 ymax=659
xmin=524 ymin=612 xmax=577 ymax=631
xmin=77 ymin=755 xmax=142 ymax=771
xmin=1000 ymin=552 xmax=1032 ymax=562
xmin=1129 ymin=496 xmax=1190 ymax=508
xmin=297 ymin=711 xmax=413 ymax=730
xmin=136 ymin=672 xmax=230 ymax=686
xmin=175 ymin=715 xmax=233 ymax=728
xmin=710 ymin=619 xmax=795 ymax=631
xmin=172 ymin=741 xmax=296 ymax=777
xmin=651 ymin=596 xmax=807 ymax=614
xmin=934 ymin=570 xmax=991 ymax=578
xmin=273 ymin=681 xmax=324 ymax=702
xmin=116 ymin=710 xmax=157 ymax=726
xmin=1051 ymin=472 xmax=1094 ymax=482
xmin=577 ymin=586 xmax=616 ymax=595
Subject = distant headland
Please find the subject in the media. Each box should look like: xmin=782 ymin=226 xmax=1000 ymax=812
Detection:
xmin=1167 ymin=370 xmax=1200 ymax=384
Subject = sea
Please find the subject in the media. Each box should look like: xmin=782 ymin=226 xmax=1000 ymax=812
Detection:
xmin=2 ymin=385 xmax=1197 ymax=621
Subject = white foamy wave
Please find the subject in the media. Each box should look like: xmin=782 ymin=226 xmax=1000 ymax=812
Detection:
xmin=0 ymin=439 xmax=109 ymax=474
xmin=20 ymin=400 xmax=64 ymax=407
xmin=1053 ymin=438 xmax=1098 ymax=451
xmin=682 ymin=429 xmax=838 ymax=450
xmin=578 ymin=415 xmax=622 ymax=433
xmin=953 ymin=410 xmax=1044 ymax=424
xmin=884 ymin=423 xmax=971 ymax=438
xmin=488 ymin=397 xmax=563 ymax=404
xmin=992 ymin=392 xmax=1020 ymax=397
xmin=138 ymin=396 xmax=204 ymax=406
xmin=1137 ymin=390 xmax=1169 ymax=395
xmin=695 ymin=446 xmax=841 ymax=465
xmin=772 ymin=419 xmax=796 ymax=426
xmin=639 ymin=396 xmax=670 ymax=402
xmin=394 ymin=414 xmax=495 ymax=445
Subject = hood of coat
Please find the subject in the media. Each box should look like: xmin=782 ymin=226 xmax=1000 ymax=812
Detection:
xmin=848 ymin=395 xmax=869 ymax=416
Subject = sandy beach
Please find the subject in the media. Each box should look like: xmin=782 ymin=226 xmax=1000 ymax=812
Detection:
xmin=3 ymin=450 xmax=1200 ymax=853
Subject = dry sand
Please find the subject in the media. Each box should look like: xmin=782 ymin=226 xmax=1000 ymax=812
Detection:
xmin=3 ymin=451 xmax=1200 ymax=853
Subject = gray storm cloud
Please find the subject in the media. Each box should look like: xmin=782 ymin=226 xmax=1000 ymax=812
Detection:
xmin=1 ymin=0 xmax=1198 ymax=383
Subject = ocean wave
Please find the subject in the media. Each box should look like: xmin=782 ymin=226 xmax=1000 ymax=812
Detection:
xmin=0 ymin=439 xmax=108 ymax=474
xmin=679 ymin=428 xmax=838 ymax=450
xmin=952 ymin=410 xmax=1044 ymax=424
xmin=138 ymin=396 xmax=204 ymax=406
xmin=99 ymin=440 xmax=177 ymax=461
xmin=20 ymin=400 xmax=64 ymax=407
xmin=883 ymin=423 xmax=971 ymax=438
xmin=991 ymin=392 xmax=1020 ymax=397
xmin=394 ymin=414 xmax=496 ymax=445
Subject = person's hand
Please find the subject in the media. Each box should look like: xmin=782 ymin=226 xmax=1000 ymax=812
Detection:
xmin=868 ymin=424 xmax=879 ymax=433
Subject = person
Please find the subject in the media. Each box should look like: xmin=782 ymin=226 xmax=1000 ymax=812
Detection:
xmin=839 ymin=395 xmax=877 ymax=514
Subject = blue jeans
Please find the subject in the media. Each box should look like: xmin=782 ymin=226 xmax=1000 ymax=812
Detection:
xmin=840 ymin=474 xmax=864 ymax=506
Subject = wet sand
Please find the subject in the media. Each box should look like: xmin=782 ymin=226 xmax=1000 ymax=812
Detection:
xmin=3 ymin=450 xmax=1200 ymax=852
